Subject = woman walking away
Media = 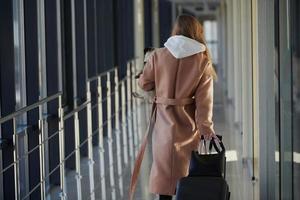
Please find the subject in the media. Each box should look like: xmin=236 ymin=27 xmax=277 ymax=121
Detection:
xmin=137 ymin=14 xmax=218 ymax=200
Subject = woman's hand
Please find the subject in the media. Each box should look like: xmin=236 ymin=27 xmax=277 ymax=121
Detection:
xmin=202 ymin=132 xmax=220 ymax=142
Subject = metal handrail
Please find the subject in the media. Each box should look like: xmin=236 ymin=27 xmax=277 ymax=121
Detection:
xmin=90 ymin=75 xmax=130 ymax=111
xmin=0 ymin=130 xmax=61 ymax=176
xmin=0 ymin=59 xmax=141 ymax=199
xmin=87 ymin=67 xmax=117 ymax=82
xmin=0 ymin=92 xmax=62 ymax=124
xmin=0 ymin=65 xmax=129 ymax=125
xmin=86 ymin=104 xmax=136 ymax=199
xmin=63 ymin=100 xmax=90 ymax=120
xmin=21 ymin=99 xmax=128 ymax=200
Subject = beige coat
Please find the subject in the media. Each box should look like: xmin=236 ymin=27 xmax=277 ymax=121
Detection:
xmin=138 ymin=42 xmax=215 ymax=195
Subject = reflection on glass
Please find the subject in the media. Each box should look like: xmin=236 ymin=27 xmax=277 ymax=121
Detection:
xmin=291 ymin=0 xmax=300 ymax=198
xmin=88 ymin=159 xmax=95 ymax=200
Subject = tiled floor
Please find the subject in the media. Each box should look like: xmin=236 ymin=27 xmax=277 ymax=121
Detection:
xmin=50 ymin=83 xmax=254 ymax=200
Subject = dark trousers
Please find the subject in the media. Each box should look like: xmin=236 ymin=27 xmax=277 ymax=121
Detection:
xmin=159 ymin=195 xmax=172 ymax=200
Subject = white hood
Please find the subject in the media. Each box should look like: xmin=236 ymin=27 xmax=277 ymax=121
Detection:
xmin=164 ymin=35 xmax=206 ymax=59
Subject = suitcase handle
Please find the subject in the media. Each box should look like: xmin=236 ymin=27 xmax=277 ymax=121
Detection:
xmin=199 ymin=135 xmax=225 ymax=154
xmin=208 ymin=135 xmax=225 ymax=154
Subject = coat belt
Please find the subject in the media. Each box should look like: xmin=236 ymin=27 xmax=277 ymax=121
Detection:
xmin=154 ymin=96 xmax=194 ymax=106
xmin=129 ymin=103 xmax=157 ymax=200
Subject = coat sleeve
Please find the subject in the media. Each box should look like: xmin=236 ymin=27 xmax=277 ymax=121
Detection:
xmin=138 ymin=54 xmax=155 ymax=91
xmin=195 ymin=63 xmax=215 ymax=136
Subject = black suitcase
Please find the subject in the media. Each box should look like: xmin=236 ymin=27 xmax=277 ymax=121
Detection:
xmin=176 ymin=136 xmax=230 ymax=200
xmin=176 ymin=176 xmax=230 ymax=200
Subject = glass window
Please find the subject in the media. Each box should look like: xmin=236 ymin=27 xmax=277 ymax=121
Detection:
xmin=291 ymin=0 xmax=300 ymax=198
xmin=277 ymin=0 xmax=295 ymax=198
xmin=274 ymin=0 xmax=280 ymax=198
xmin=204 ymin=20 xmax=218 ymax=65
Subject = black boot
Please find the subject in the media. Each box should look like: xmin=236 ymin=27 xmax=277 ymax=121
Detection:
xmin=159 ymin=195 xmax=172 ymax=200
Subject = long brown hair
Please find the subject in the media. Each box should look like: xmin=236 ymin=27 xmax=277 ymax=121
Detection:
xmin=171 ymin=14 xmax=217 ymax=80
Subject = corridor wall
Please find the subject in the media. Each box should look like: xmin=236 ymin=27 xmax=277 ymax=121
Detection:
xmin=221 ymin=0 xmax=300 ymax=199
